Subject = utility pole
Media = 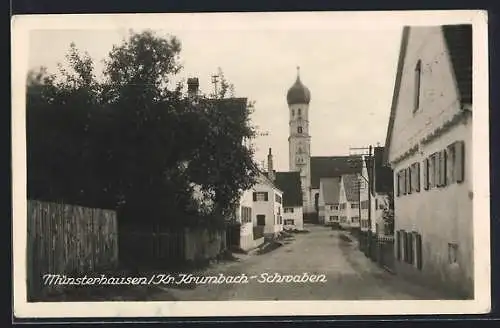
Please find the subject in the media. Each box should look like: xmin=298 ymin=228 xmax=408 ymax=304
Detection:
xmin=349 ymin=145 xmax=373 ymax=255
xmin=211 ymin=74 xmax=219 ymax=99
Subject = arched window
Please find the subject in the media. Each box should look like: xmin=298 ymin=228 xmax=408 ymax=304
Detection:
xmin=298 ymin=147 xmax=303 ymax=154
xmin=297 ymin=126 xmax=303 ymax=134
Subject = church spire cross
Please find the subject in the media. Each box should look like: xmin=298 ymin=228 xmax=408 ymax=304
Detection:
xmin=296 ymin=66 xmax=300 ymax=79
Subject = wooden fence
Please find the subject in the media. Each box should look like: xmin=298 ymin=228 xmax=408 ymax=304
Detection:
xmin=27 ymin=200 xmax=118 ymax=301
xmin=119 ymin=224 xmax=226 ymax=270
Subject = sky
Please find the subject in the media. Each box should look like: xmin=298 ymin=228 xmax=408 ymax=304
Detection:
xmin=27 ymin=13 xmax=404 ymax=172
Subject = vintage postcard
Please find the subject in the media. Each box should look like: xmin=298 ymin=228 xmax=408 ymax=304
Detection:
xmin=12 ymin=10 xmax=490 ymax=319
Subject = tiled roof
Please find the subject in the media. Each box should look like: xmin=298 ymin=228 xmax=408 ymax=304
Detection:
xmin=274 ymin=171 xmax=303 ymax=207
xmin=342 ymin=174 xmax=360 ymax=202
xmin=442 ymin=24 xmax=473 ymax=105
xmin=310 ymin=156 xmax=363 ymax=189
xmin=372 ymin=147 xmax=393 ymax=194
xmin=320 ymin=177 xmax=341 ymax=205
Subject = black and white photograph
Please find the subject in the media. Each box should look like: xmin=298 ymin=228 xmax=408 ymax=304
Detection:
xmin=12 ymin=10 xmax=490 ymax=318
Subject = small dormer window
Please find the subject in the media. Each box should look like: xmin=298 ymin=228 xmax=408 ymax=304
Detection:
xmin=297 ymin=126 xmax=303 ymax=134
xmin=414 ymin=60 xmax=422 ymax=113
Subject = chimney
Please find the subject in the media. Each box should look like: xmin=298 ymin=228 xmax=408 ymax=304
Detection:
xmin=187 ymin=77 xmax=199 ymax=100
xmin=267 ymin=148 xmax=275 ymax=181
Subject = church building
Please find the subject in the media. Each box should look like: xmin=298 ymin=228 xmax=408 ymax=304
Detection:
xmin=286 ymin=68 xmax=363 ymax=222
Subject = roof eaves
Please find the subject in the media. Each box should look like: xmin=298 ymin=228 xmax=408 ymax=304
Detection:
xmin=383 ymin=26 xmax=410 ymax=166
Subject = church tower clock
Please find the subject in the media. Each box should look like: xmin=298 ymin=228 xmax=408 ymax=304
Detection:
xmin=287 ymin=67 xmax=311 ymax=209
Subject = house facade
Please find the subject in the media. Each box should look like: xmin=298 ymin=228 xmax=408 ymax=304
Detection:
xmin=234 ymin=188 xmax=265 ymax=251
xmin=384 ymin=25 xmax=473 ymax=298
xmin=252 ymin=173 xmax=284 ymax=239
xmin=318 ymin=177 xmax=341 ymax=227
xmin=338 ymin=174 xmax=361 ymax=230
xmin=275 ymin=171 xmax=304 ymax=230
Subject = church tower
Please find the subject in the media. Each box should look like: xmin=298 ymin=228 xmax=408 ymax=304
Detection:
xmin=287 ymin=67 xmax=311 ymax=208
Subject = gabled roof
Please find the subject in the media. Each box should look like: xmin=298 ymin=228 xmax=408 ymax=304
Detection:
xmin=274 ymin=171 xmax=303 ymax=207
xmin=342 ymin=174 xmax=359 ymax=202
xmin=383 ymin=25 xmax=473 ymax=164
xmin=442 ymin=25 xmax=473 ymax=105
xmin=320 ymin=177 xmax=341 ymax=205
xmin=310 ymin=156 xmax=363 ymax=189
xmin=257 ymin=171 xmax=282 ymax=193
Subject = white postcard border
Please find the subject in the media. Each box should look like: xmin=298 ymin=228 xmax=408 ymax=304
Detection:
xmin=12 ymin=10 xmax=490 ymax=318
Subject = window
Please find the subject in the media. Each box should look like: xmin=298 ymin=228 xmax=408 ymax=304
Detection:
xmin=257 ymin=215 xmax=266 ymax=226
xmin=241 ymin=206 xmax=252 ymax=223
xmin=253 ymin=192 xmax=268 ymax=201
xmin=330 ymin=216 xmax=339 ymax=221
xmin=284 ymin=207 xmax=294 ymax=213
xmin=351 ymin=216 xmax=359 ymax=223
xmin=361 ymin=200 xmax=369 ymax=209
xmin=291 ymin=109 xmax=295 ymax=117
xmin=351 ymin=203 xmax=359 ymax=209
xmin=275 ymin=194 xmax=282 ymax=204
xmin=331 ymin=205 xmax=339 ymax=210
xmin=375 ymin=198 xmax=378 ymax=209
xmin=438 ymin=150 xmax=447 ymax=187
xmin=414 ymin=60 xmax=422 ymax=113
xmin=455 ymin=141 xmax=465 ymax=183
xmin=297 ymin=126 xmax=303 ymax=134
xmin=447 ymin=141 xmax=465 ymax=184
xmin=284 ymin=219 xmax=294 ymax=225
xmin=298 ymin=108 xmax=302 ymax=116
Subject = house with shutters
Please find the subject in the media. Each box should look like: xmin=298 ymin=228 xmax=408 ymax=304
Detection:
xmin=318 ymin=177 xmax=341 ymax=227
xmin=274 ymin=171 xmax=304 ymax=230
xmin=338 ymin=174 xmax=361 ymax=230
xmin=252 ymin=149 xmax=284 ymax=239
xmin=383 ymin=25 xmax=473 ymax=298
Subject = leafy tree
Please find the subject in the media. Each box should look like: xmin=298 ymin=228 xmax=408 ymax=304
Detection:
xmin=26 ymin=30 xmax=258 ymax=227
xmin=381 ymin=191 xmax=395 ymax=235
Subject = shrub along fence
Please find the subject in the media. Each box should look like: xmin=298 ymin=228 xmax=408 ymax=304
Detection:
xmin=27 ymin=200 xmax=118 ymax=301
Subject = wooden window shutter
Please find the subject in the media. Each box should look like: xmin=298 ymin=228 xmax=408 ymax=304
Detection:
xmin=423 ymin=159 xmax=429 ymax=190
xmin=396 ymin=230 xmax=402 ymax=260
xmin=416 ymin=162 xmax=421 ymax=192
xmin=455 ymin=141 xmax=465 ymax=183
xmin=403 ymin=169 xmax=407 ymax=195
xmin=440 ymin=150 xmax=447 ymax=187
xmin=402 ymin=231 xmax=408 ymax=262
xmin=264 ymin=192 xmax=268 ymax=201
xmin=416 ymin=233 xmax=423 ymax=270
xmin=407 ymin=167 xmax=412 ymax=194
xmin=396 ymin=172 xmax=401 ymax=197
xmin=409 ymin=233 xmax=414 ymax=265
xmin=252 ymin=192 xmax=257 ymax=201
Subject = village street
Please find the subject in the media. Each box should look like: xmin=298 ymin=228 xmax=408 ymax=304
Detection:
xmin=151 ymin=225 xmax=449 ymax=301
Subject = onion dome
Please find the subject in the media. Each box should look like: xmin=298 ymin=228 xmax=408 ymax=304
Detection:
xmin=286 ymin=67 xmax=311 ymax=105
